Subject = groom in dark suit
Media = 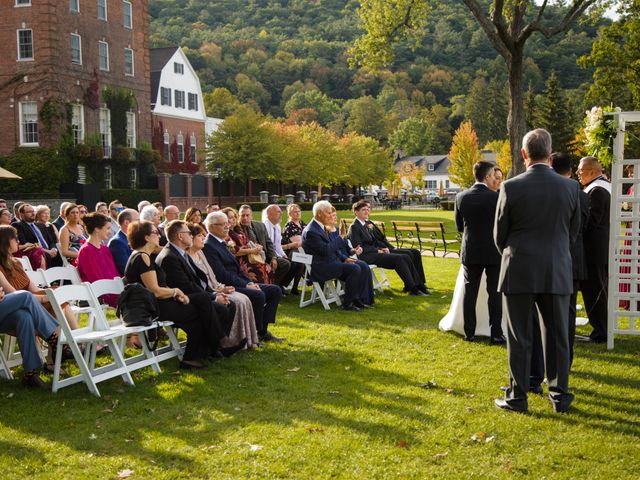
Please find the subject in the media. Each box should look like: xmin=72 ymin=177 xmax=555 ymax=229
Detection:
xmin=454 ymin=161 xmax=504 ymax=343
xmin=494 ymin=128 xmax=580 ymax=414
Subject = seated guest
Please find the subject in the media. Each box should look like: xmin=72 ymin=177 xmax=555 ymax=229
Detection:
xmin=95 ymin=202 xmax=109 ymax=216
xmin=224 ymin=207 xmax=271 ymax=284
xmin=203 ymin=211 xmax=284 ymax=342
xmin=141 ymin=205 xmax=165 ymax=246
xmin=302 ymin=201 xmax=369 ymax=311
xmin=153 ymin=202 xmax=164 ymax=219
xmin=124 ymin=220 xmax=220 ymax=369
xmin=138 ymin=200 xmax=151 ymax=212
xmin=14 ymin=203 xmax=51 ymax=270
xmin=0 ymin=289 xmax=61 ymax=388
xmin=206 ymin=204 xmax=220 ymax=213
xmin=78 ymin=205 xmax=88 ymax=220
xmin=281 ymin=203 xmax=306 ymax=294
xmin=347 ymin=200 xmax=429 ymax=296
xmin=0 ymin=209 xmax=11 ymax=226
xmin=11 ymin=201 xmax=24 ymax=225
xmin=186 ymin=222 xmax=259 ymax=349
xmin=158 ymin=204 xmax=180 ymax=244
xmin=0 ymin=199 xmax=6 ymax=210
xmin=185 ymin=207 xmax=203 ymax=226
xmin=76 ymin=213 xmax=121 ymax=307
xmin=328 ymin=206 xmax=374 ymax=307
xmin=52 ymin=202 xmax=71 ymax=231
xmin=59 ymin=204 xmax=88 ymax=265
xmin=155 ymin=220 xmax=237 ymax=357
xmin=35 ymin=204 xmax=63 ymax=268
xmin=108 ymin=208 xmax=138 ymax=276
xmin=262 ymin=205 xmax=293 ymax=290
xmin=107 ymin=200 xmax=124 ymax=239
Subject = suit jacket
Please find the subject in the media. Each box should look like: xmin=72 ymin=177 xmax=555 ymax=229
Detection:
xmin=347 ymin=219 xmax=392 ymax=258
xmin=246 ymin=220 xmax=276 ymax=263
xmin=583 ymin=178 xmax=610 ymax=266
xmin=494 ymin=163 xmax=580 ymax=295
xmin=155 ymin=244 xmax=213 ymax=298
xmin=108 ymin=229 xmax=133 ymax=276
xmin=203 ymin=234 xmax=251 ymax=288
xmin=36 ymin=222 xmax=58 ymax=250
xmin=52 ymin=216 xmax=65 ymax=231
xmin=301 ymin=219 xmax=345 ymax=282
xmin=572 ymin=190 xmax=590 ymax=281
xmin=455 ymin=183 xmax=501 ymax=266
xmin=15 ymin=221 xmax=42 ymax=246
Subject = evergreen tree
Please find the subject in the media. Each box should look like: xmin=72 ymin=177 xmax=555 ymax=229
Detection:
xmin=524 ymin=83 xmax=536 ymax=131
xmin=535 ymin=72 xmax=576 ymax=153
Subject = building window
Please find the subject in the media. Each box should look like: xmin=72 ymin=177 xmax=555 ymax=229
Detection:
xmin=175 ymin=90 xmax=185 ymax=109
xmin=16 ymin=0 xmax=31 ymax=6
xmin=174 ymin=62 xmax=184 ymax=74
xmin=104 ymin=165 xmax=112 ymax=190
xmin=427 ymin=164 xmax=435 ymax=172
xmin=425 ymin=180 xmax=437 ymax=190
xmin=71 ymin=104 xmax=84 ymax=144
xmin=445 ymin=180 xmax=450 ymax=189
xmin=100 ymin=108 xmax=111 ymax=158
xmin=163 ymin=130 xmax=170 ymax=161
xmin=70 ymin=0 xmax=79 ymax=12
xmin=19 ymin=101 xmax=38 ymax=146
xmin=123 ymin=1 xmax=132 ymax=28
xmin=188 ymin=93 xmax=198 ymax=111
xmin=126 ymin=111 xmax=136 ymax=148
xmin=97 ymin=0 xmax=107 ymax=20
xmin=17 ymin=29 xmax=33 ymax=60
xmin=124 ymin=48 xmax=134 ymax=76
xmin=130 ymin=168 xmax=137 ymax=189
xmin=177 ymin=133 xmax=184 ymax=163
xmin=98 ymin=41 xmax=109 ymax=71
xmin=160 ymin=87 xmax=171 ymax=106
xmin=190 ymin=133 xmax=197 ymax=163
xmin=70 ymin=34 xmax=82 ymax=65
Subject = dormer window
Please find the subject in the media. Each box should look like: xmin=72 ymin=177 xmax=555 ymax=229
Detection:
xmin=428 ymin=164 xmax=435 ymax=172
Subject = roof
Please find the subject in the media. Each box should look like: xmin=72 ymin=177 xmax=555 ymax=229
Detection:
xmin=150 ymin=47 xmax=179 ymax=108
xmin=395 ymin=150 xmax=499 ymax=176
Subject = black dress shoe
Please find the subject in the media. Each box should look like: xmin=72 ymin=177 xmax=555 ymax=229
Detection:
xmin=179 ymin=360 xmax=206 ymax=369
xmin=341 ymin=303 xmax=362 ymax=312
xmin=208 ymin=351 xmax=225 ymax=362
xmin=551 ymin=393 xmax=574 ymax=413
xmin=463 ymin=336 xmax=475 ymax=342
xmin=490 ymin=335 xmax=507 ymax=345
xmin=353 ymin=300 xmax=371 ymax=309
xmin=418 ymin=285 xmax=431 ymax=295
xmin=259 ymin=331 xmax=285 ymax=342
xmin=409 ymin=289 xmax=429 ymax=297
xmin=21 ymin=374 xmax=48 ymax=389
xmin=494 ymin=398 xmax=528 ymax=413
xmin=220 ymin=338 xmax=248 ymax=357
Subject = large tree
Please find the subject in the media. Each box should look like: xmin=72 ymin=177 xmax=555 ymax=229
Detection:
xmin=350 ymin=0 xmax=602 ymax=176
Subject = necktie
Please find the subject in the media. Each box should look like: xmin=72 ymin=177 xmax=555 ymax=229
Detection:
xmin=30 ymin=223 xmax=48 ymax=249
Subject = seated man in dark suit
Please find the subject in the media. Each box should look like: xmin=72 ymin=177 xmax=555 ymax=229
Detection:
xmin=202 ymin=211 xmax=284 ymax=342
xmin=347 ymin=200 xmax=429 ymax=296
xmin=15 ymin=203 xmax=57 ymax=268
xmin=52 ymin=201 xmax=71 ymax=231
xmin=302 ymin=200 xmax=369 ymax=311
xmin=108 ymin=208 xmax=138 ymax=276
xmin=155 ymin=219 xmax=239 ymax=356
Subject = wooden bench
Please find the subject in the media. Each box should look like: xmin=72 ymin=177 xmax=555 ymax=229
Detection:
xmin=391 ymin=221 xmax=460 ymax=257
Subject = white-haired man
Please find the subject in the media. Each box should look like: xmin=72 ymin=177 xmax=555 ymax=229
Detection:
xmin=263 ymin=204 xmax=295 ymax=290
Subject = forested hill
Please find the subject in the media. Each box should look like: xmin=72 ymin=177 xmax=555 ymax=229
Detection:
xmin=149 ymin=0 xmax=609 ymax=150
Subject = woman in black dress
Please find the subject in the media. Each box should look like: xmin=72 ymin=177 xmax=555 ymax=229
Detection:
xmin=124 ymin=220 xmax=217 ymax=369
xmin=281 ymin=204 xmax=306 ymax=294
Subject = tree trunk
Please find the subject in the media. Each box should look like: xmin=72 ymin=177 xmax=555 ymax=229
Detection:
xmin=507 ymin=49 xmax=526 ymax=177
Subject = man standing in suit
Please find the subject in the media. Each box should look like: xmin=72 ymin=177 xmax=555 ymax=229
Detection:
xmin=454 ymin=161 xmax=504 ymax=343
xmin=347 ymin=200 xmax=429 ymax=296
xmin=108 ymin=208 xmax=138 ymax=276
xmin=494 ymin=128 xmax=580 ymax=414
xmin=203 ymin=211 xmax=284 ymax=342
xmin=576 ymin=156 xmax=610 ymax=343
xmin=302 ymin=200 xmax=368 ymax=311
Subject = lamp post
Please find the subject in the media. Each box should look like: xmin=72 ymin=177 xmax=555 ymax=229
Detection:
xmin=212 ymin=167 xmax=222 ymax=207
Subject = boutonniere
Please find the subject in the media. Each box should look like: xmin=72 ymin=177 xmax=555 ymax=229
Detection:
xmin=366 ymin=223 xmax=374 ymax=230
xmin=226 ymin=240 xmax=235 ymax=252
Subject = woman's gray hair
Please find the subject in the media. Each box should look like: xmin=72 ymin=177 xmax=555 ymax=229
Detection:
xmin=140 ymin=205 xmax=159 ymax=222
xmin=312 ymin=200 xmax=333 ymax=217
xmin=34 ymin=204 xmax=50 ymax=219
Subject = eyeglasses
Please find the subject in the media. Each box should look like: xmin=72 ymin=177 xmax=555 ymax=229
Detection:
xmin=211 ymin=223 xmax=228 ymax=227
xmin=178 ymin=230 xmax=193 ymax=236
xmin=149 ymin=230 xmax=160 ymax=236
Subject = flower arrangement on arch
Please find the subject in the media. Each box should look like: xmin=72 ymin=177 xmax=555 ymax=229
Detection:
xmin=583 ymin=106 xmax=621 ymax=168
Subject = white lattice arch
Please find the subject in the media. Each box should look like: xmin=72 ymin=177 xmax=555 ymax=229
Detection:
xmin=607 ymin=111 xmax=640 ymax=349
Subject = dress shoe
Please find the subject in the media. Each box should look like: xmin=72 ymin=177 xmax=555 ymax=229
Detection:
xmin=490 ymin=335 xmax=507 ymax=345
xmin=290 ymin=288 xmax=300 ymax=296
xmin=341 ymin=303 xmax=362 ymax=312
xmin=418 ymin=285 xmax=431 ymax=295
xmin=220 ymin=338 xmax=248 ymax=357
xmin=551 ymin=393 xmax=574 ymax=413
xmin=259 ymin=331 xmax=285 ymax=342
xmin=179 ymin=360 xmax=206 ymax=370
xmin=409 ymin=289 xmax=429 ymax=297
xmin=576 ymin=335 xmax=606 ymax=344
xmin=21 ymin=374 xmax=48 ymax=389
xmin=463 ymin=336 xmax=475 ymax=342
xmin=208 ymin=351 xmax=225 ymax=362
xmin=494 ymin=398 xmax=528 ymax=413
xmin=353 ymin=300 xmax=371 ymax=309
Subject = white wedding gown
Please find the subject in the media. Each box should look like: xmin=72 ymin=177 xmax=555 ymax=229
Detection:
xmin=439 ymin=266 xmax=507 ymax=337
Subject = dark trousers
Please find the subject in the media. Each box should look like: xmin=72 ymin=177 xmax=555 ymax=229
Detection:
xmin=273 ymin=256 xmax=292 ymax=288
xmin=462 ymin=264 xmax=502 ymax=339
xmin=236 ymin=283 xmax=282 ymax=335
xmin=503 ymin=293 xmax=572 ymax=411
xmin=392 ymin=247 xmax=426 ymax=285
xmin=568 ymin=282 xmax=579 ymax=366
xmin=361 ymin=252 xmax=421 ymax=290
xmin=355 ymin=259 xmax=375 ymax=305
xmin=336 ymin=261 xmax=367 ymax=305
xmin=580 ymin=262 xmax=608 ymax=341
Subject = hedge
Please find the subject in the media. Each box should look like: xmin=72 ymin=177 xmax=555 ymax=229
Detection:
xmin=440 ymin=200 xmax=455 ymax=211
xmin=101 ymin=189 xmax=162 ymax=208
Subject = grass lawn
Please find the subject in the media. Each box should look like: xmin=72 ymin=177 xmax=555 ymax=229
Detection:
xmin=0 ymin=211 xmax=639 ymax=478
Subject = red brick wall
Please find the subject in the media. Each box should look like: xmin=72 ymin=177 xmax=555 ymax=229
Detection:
xmin=152 ymin=114 xmax=206 ymax=168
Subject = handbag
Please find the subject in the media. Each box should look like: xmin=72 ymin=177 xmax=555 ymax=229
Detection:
xmin=247 ymin=241 xmax=266 ymax=264
xmin=116 ymin=282 xmax=159 ymax=327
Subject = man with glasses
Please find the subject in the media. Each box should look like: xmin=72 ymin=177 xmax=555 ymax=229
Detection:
xmin=15 ymin=203 xmax=58 ymax=268
xmin=203 ymin=212 xmax=284 ymax=342
xmin=108 ymin=200 xmax=124 ymax=239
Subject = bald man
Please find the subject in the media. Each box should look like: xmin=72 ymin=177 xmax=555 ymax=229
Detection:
xmin=263 ymin=205 xmax=293 ymax=289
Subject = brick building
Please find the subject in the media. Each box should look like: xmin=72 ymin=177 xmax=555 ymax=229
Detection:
xmin=0 ymin=1 xmax=151 ymax=158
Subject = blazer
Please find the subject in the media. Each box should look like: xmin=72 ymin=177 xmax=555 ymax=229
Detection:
xmin=203 ymin=234 xmax=251 ymax=288
xmin=572 ymin=190 xmax=590 ymax=281
xmin=15 ymin=221 xmax=41 ymax=246
xmin=301 ymin=219 xmax=345 ymax=282
xmin=455 ymin=183 xmax=501 ymax=266
xmin=494 ymin=163 xmax=580 ymax=295
xmin=52 ymin=216 xmax=65 ymax=231
xmin=155 ymin=244 xmax=213 ymax=298
xmin=248 ymin=220 xmax=276 ymax=263
xmin=108 ymin=229 xmax=133 ymax=276
xmin=347 ymin=219 xmax=393 ymax=259
xmin=37 ymin=222 xmax=58 ymax=250
xmin=583 ymin=178 xmax=610 ymax=266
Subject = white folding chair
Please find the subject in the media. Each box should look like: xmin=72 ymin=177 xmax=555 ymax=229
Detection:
xmin=0 ymin=336 xmax=14 ymax=380
xmin=18 ymin=256 xmax=33 ymax=272
xmin=56 ymin=243 xmax=71 ymax=268
xmin=26 ymin=269 xmax=47 ymax=288
xmin=369 ymin=265 xmax=390 ymax=292
xmin=46 ymin=283 xmax=135 ymax=396
xmin=292 ymin=249 xmax=342 ymax=310
xmin=41 ymin=265 xmax=82 ymax=286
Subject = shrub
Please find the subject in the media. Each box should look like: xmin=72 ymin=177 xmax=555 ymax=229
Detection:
xmin=0 ymin=147 xmax=76 ymax=194
xmin=101 ymin=188 xmax=162 ymax=208
xmin=440 ymin=200 xmax=455 ymax=211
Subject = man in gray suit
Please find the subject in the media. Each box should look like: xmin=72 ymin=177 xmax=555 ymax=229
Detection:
xmin=494 ymin=129 xmax=580 ymax=414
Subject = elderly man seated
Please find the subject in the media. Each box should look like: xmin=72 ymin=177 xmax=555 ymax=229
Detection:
xmin=302 ymin=200 xmax=369 ymax=311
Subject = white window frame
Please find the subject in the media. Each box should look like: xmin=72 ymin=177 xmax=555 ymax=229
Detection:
xmin=123 ymin=1 xmax=133 ymax=29
xmin=177 ymin=133 xmax=184 ymax=163
xmin=175 ymin=90 xmax=185 ymax=109
xmin=71 ymin=104 xmax=84 ymax=145
xmin=104 ymin=165 xmax=112 ymax=190
xmin=97 ymin=0 xmax=107 ymax=21
xmin=190 ymin=133 xmax=197 ymax=163
xmin=70 ymin=0 xmax=79 ymax=12
xmin=19 ymin=101 xmax=38 ymax=146
xmin=16 ymin=29 xmax=33 ymax=61
xmin=163 ymin=130 xmax=170 ymax=161
xmin=70 ymin=33 xmax=82 ymax=65
xmin=99 ymin=107 xmax=112 ymax=158
xmin=124 ymin=48 xmax=134 ymax=76
xmin=98 ymin=41 xmax=109 ymax=71
xmin=427 ymin=164 xmax=435 ymax=172
xmin=130 ymin=167 xmax=137 ymax=189
xmin=15 ymin=0 xmax=31 ymax=6
xmin=126 ymin=111 xmax=136 ymax=148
